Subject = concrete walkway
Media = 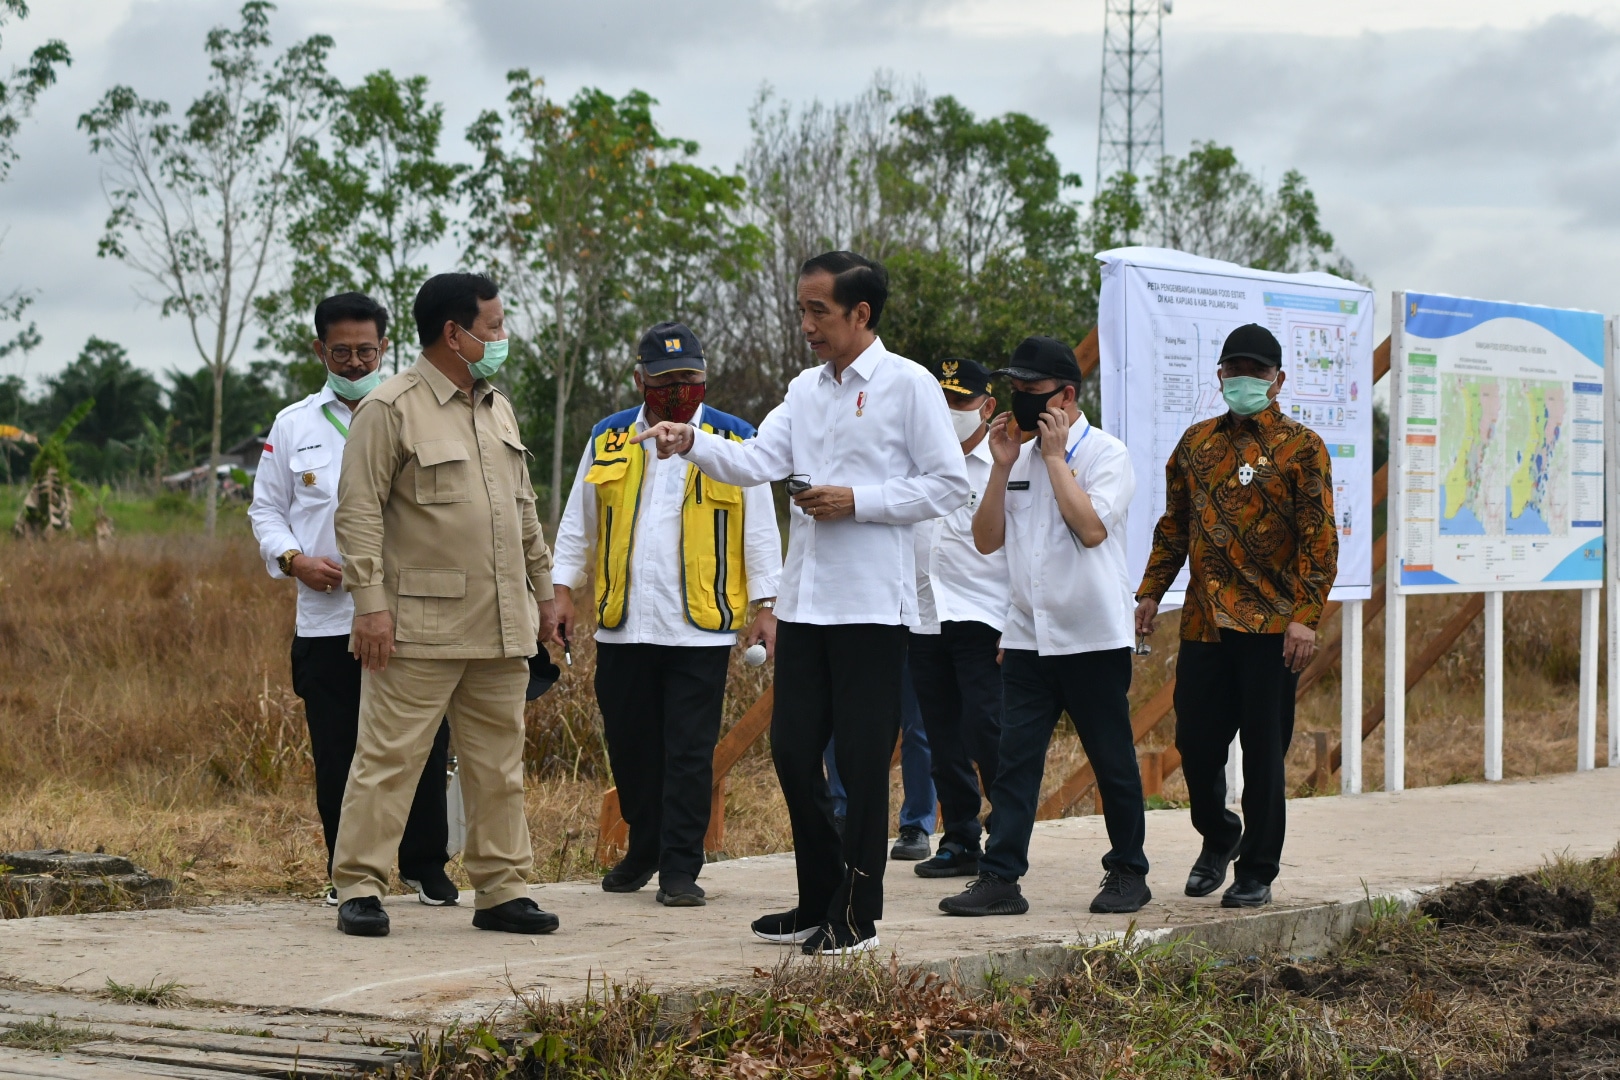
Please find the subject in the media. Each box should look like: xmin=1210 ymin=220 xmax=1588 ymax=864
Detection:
xmin=2 ymin=768 xmax=1617 ymax=1023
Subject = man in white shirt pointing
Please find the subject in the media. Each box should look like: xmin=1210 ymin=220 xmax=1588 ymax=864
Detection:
xmin=634 ymin=251 xmax=970 ymax=955
xmin=248 ymin=292 xmax=457 ymax=908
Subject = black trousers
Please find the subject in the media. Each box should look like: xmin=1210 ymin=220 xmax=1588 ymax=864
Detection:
xmin=595 ymin=642 xmax=732 ymax=883
xmin=1173 ymin=631 xmax=1298 ymax=886
xmin=908 ymin=622 xmax=1002 ymax=850
xmin=772 ymin=620 xmax=908 ymax=929
xmin=982 ymin=647 xmax=1147 ymax=881
xmin=289 ymin=635 xmax=450 ymax=880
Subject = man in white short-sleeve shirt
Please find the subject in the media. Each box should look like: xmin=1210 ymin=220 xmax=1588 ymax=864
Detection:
xmin=937 ymin=335 xmax=1150 ymax=920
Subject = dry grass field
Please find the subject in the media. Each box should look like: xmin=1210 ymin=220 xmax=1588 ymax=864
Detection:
xmin=0 ymin=523 xmax=1603 ymax=906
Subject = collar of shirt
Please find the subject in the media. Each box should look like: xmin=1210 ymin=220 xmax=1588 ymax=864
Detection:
xmin=966 ymin=433 xmax=994 ymax=466
xmin=816 ymin=336 xmax=886 ymax=386
xmin=1218 ymin=402 xmax=1282 ymax=435
xmin=414 ymin=354 xmax=493 ymax=406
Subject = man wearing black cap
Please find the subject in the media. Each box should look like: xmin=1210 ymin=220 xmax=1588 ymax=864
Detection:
xmin=909 ymin=358 xmax=1008 ymax=880
xmin=940 ymin=335 xmax=1150 ymax=918
xmin=551 ymin=321 xmax=782 ymax=908
xmin=1135 ymin=323 xmax=1337 ymax=909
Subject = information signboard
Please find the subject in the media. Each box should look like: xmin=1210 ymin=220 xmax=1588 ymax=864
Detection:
xmin=1390 ymin=292 xmax=1606 ymax=593
xmin=1097 ymin=247 xmax=1376 ymax=605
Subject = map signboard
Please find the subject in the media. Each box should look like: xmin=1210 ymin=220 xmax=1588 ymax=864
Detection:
xmin=1391 ymin=291 xmax=1605 ymax=593
xmin=1097 ymin=247 xmax=1376 ymax=607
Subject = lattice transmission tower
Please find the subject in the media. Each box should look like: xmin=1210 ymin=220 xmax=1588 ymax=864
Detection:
xmin=1095 ymin=0 xmax=1169 ymax=189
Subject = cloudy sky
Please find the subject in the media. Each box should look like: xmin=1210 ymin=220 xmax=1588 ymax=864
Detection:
xmin=3 ymin=0 xmax=1619 ymax=386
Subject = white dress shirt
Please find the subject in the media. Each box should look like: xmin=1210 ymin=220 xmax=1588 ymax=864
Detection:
xmin=551 ymin=403 xmax=783 ymax=647
xmin=1000 ymin=412 xmax=1137 ymax=656
xmin=247 ymin=387 xmax=355 ymax=638
xmin=914 ymin=436 xmax=1009 ymax=634
xmin=682 ymin=338 xmax=971 ymax=627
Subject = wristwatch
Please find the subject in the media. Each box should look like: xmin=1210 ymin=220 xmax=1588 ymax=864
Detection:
xmin=756 ymin=599 xmax=775 ymax=610
xmin=277 ymin=549 xmax=301 ymax=576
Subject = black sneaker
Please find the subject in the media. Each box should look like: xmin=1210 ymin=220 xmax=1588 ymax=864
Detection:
xmin=655 ymin=874 xmax=707 ymax=908
xmin=751 ymin=908 xmax=819 ymax=944
xmin=337 ymin=896 xmax=390 ymax=937
xmin=601 ymin=859 xmax=655 ymax=893
xmin=801 ymin=921 xmax=879 ymax=956
xmin=1089 ymin=870 xmax=1152 ymax=914
xmin=915 ymin=840 xmax=980 ymax=879
xmin=472 ymin=896 xmax=560 ymax=934
xmin=889 ymin=825 xmax=930 ymax=861
xmin=403 ymin=867 xmax=460 ymax=906
xmin=323 ymin=885 xmax=339 ymax=907
xmin=938 ymin=873 xmax=1029 ymax=917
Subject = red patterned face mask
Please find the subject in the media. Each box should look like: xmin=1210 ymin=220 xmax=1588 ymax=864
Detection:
xmin=644 ymin=382 xmax=705 ymax=424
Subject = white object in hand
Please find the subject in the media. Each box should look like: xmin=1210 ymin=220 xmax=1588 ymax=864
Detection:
xmin=743 ymin=643 xmax=767 ymax=667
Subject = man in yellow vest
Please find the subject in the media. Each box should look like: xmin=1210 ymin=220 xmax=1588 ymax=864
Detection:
xmin=552 ymin=321 xmax=783 ymax=907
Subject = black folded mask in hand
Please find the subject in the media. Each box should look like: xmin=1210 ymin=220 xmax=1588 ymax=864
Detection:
xmin=526 ymin=653 xmax=562 ymax=701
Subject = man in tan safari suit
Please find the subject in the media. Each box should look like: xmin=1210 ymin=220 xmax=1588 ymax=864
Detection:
xmin=331 ymin=271 xmax=561 ymax=938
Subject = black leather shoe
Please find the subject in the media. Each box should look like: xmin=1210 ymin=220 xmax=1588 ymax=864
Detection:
xmin=472 ymin=897 xmax=560 ymax=933
xmin=1184 ymin=842 xmax=1240 ymax=898
xmin=655 ymin=874 xmax=707 ymax=908
xmin=1090 ymin=870 xmax=1152 ymax=914
xmin=601 ymin=859 xmax=655 ymax=893
xmin=890 ymin=825 xmax=931 ymax=861
xmin=403 ymin=867 xmax=461 ymax=906
xmin=337 ymin=896 xmax=389 ymax=937
xmin=1222 ymin=879 xmax=1272 ymax=908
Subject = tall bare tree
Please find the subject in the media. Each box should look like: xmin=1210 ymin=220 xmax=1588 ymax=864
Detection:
xmin=79 ymin=1 xmax=334 ymax=534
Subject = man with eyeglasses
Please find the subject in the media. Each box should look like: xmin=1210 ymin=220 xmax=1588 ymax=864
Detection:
xmin=249 ymin=292 xmax=459 ymax=909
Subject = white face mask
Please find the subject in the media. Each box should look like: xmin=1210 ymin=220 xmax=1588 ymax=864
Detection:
xmin=949 ymin=406 xmax=985 ymax=442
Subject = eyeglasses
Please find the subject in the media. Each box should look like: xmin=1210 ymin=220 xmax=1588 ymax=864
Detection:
xmin=324 ymin=345 xmax=380 ymax=363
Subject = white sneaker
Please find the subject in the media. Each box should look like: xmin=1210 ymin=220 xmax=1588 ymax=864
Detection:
xmin=324 ymin=885 xmax=339 ymax=907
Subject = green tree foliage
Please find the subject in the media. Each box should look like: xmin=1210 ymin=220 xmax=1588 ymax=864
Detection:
xmin=78 ymin=1 xmax=335 ymax=535
xmin=1088 ymin=141 xmax=1357 ymax=279
xmin=38 ymin=337 xmax=166 ymax=481
xmin=259 ymin=69 xmax=464 ymax=376
xmin=465 ymin=72 xmax=758 ymax=523
xmin=165 ymin=362 xmax=282 ymax=466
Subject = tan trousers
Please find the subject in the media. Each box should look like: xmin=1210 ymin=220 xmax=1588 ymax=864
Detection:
xmin=332 ymin=656 xmax=532 ymax=909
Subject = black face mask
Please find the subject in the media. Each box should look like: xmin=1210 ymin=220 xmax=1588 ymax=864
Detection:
xmin=1011 ymin=390 xmax=1055 ymax=433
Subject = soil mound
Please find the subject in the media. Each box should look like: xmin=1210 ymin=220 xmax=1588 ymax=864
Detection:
xmin=1482 ymin=1012 xmax=1620 ymax=1079
xmin=1422 ymin=874 xmax=1594 ymax=932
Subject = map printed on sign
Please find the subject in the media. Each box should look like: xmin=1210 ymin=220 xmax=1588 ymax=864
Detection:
xmin=1098 ymin=247 xmax=1376 ymax=606
xmin=1394 ymin=292 xmax=1605 ymax=591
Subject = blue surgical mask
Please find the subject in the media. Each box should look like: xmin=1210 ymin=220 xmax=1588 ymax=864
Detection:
xmin=1221 ymin=375 xmax=1276 ymax=417
xmin=326 ymin=367 xmax=384 ymax=400
xmin=455 ymin=325 xmax=509 ymax=380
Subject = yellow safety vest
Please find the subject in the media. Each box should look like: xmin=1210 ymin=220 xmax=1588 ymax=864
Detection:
xmin=584 ymin=407 xmax=753 ymax=632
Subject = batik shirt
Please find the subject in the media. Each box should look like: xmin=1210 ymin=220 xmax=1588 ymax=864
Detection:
xmin=1137 ymin=403 xmax=1338 ymax=642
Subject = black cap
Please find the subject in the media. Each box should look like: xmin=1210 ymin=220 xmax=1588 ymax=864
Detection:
xmin=1003 ymin=336 xmax=1083 ymax=382
xmin=935 ymin=358 xmax=993 ymax=398
xmin=526 ymin=653 xmax=561 ymax=701
xmin=636 ymin=321 xmax=706 ymax=376
xmin=1219 ymin=323 xmax=1282 ymax=368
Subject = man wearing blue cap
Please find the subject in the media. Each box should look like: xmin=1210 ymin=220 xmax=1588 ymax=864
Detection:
xmin=552 ymin=321 xmax=782 ymax=908
xmin=909 ymin=358 xmax=1008 ymax=880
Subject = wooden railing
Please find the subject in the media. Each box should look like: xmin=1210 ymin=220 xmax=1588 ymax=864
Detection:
xmin=595 ymin=327 xmax=1488 ymax=864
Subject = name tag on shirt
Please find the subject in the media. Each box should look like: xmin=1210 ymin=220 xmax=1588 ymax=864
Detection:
xmin=1006 ymin=481 xmax=1030 ymax=491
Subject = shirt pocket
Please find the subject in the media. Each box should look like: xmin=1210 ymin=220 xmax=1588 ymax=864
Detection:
xmin=288 ymin=446 xmax=335 ymax=503
xmin=697 ymin=471 xmax=742 ymax=507
xmin=394 ymin=566 xmax=467 ymax=644
xmin=413 ymin=439 xmax=471 ymax=504
xmin=585 ymin=457 xmax=631 ymax=486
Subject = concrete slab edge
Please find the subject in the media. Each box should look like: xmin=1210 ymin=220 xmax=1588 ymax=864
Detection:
xmin=644 ymin=887 xmax=1432 ymax=1018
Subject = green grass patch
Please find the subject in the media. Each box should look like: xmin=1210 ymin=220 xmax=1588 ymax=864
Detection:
xmin=0 ymin=483 xmax=253 ymax=537
xmin=104 ymin=975 xmax=187 ymax=1007
xmin=0 ymin=1018 xmax=102 ymax=1051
